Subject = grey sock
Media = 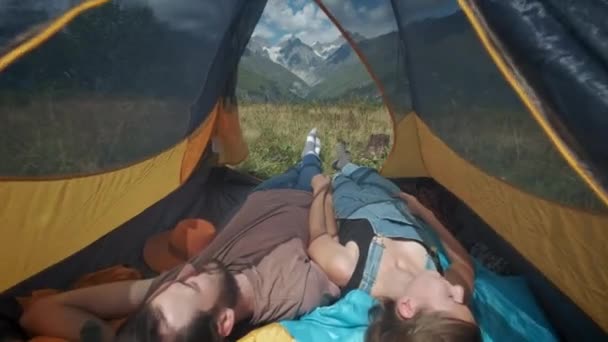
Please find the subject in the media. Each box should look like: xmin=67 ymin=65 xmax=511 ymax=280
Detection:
xmin=301 ymin=128 xmax=321 ymax=158
xmin=332 ymin=140 xmax=351 ymax=170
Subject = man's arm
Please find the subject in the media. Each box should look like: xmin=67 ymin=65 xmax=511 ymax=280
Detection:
xmin=324 ymin=191 xmax=339 ymax=238
xmin=20 ymin=278 xmax=153 ymax=342
xmin=398 ymin=192 xmax=475 ymax=303
xmin=308 ymin=175 xmax=355 ymax=287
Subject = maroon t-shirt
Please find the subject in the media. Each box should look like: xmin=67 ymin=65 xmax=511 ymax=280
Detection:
xmin=146 ymin=189 xmax=339 ymax=325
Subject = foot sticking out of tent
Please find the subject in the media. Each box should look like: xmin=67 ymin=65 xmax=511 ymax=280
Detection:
xmin=301 ymin=128 xmax=321 ymax=159
xmin=332 ymin=140 xmax=351 ymax=171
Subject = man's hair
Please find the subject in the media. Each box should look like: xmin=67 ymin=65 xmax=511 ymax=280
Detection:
xmin=115 ymin=259 xmax=239 ymax=341
xmin=115 ymin=304 xmax=222 ymax=342
xmin=365 ymin=300 xmax=481 ymax=342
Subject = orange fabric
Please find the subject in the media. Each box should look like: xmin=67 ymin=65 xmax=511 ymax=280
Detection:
xmin=17 ymin=289 xmax=61 ymax=312
xmin=180 ymin=104 xmax=220 ymax=183
xmin=143 ymin=218 xmax=216 ymax=273
xmin=213 ymin=99 xmax=249 ymax=165
xmin=18 ymin=265 xmax=142 ymax=341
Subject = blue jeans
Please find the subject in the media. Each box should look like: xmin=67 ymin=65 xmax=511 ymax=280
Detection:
xmin=253 ymin=154 xmax=322 ymax=193
xmin=332 ymin=162 xmax=443 ymax=293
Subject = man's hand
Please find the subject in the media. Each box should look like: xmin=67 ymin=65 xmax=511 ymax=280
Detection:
xmin=311 ymin=174 xmax=331 ymax=196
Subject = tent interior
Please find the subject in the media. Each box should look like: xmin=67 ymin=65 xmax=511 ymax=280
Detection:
xmin=1 ymin=0 xmax=607 ymax=341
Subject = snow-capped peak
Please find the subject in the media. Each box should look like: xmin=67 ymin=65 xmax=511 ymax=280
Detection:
xmin=312 ymin=43 xmax=341 ymax=59
xmin=263 ymin=46 xmax=282 ymax=64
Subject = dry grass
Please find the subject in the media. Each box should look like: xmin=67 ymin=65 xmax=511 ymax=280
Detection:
xmin=423 ymin=104 xmax=607 ymax=211
xmin=0 ymin=95 xmax=189 ymax=176
xmin=235 ymin=102 xmax=393 ymax=178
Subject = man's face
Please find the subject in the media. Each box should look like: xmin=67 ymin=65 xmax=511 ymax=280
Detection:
xmin=148 ymin=261 xmax=239 ymax=338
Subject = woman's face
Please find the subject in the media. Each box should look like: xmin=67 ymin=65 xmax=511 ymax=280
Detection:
xmin=396 ymin=270 xmax=475 ymax=323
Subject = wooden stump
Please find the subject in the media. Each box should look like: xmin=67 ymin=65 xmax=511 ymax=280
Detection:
xmin=366 ymin=133 xmax=390 ymax=156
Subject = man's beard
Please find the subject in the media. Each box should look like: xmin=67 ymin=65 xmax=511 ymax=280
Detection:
xmin=201 ymin=259 xmax=240 ymax=309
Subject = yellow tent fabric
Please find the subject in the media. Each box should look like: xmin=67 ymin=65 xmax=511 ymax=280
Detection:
xmin=381 ymin=112 xmax=428 ymax=178
xmin=238 ymin=323 xmax=295 ymax=342
xmin=0 ymin=112 xmax=217 ymax=291
xmin=383 ymin=113 xmax=608 ymax=331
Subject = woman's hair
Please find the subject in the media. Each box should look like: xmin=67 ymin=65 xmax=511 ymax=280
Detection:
xmin=365 ymin=300 xmax=481 ymax=342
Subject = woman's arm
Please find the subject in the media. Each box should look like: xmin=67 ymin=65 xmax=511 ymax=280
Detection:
xmin=398 ymin=192 xmax=475 ymax=303
xmin=19 ymin=278 xmax=153 ymax=342
xmin=309 ymin=175 xmax=331 ymax=242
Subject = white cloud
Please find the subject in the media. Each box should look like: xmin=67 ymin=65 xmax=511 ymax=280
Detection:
xmin=252 ymin=23 xmax=275 ymax=39
xmin=279 ymin=32 xmax=295 ymax=43
xmin=256 ymin=0 xmax=403 ymax=46
xmin=296 ymin=24 xmax=340 ymax=45
xmin=263 ymin=0 xmax=326 ymax=32
xmin=260 ymin=0 xmax=340 ymax=44
xmin=291 ymin=0 xmax=307 ymax=9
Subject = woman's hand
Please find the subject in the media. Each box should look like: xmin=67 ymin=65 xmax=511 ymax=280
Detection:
xmin=311 ymin=174 xmax=331 ymax=196
xmin=396 ymin=191 xmax=430 ymax=218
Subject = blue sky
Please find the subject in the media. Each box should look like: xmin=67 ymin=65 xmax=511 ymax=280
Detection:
xmin=253 ymin=0 xmax=461 ymax=45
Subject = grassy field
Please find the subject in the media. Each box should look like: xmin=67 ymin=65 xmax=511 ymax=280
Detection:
xmin=0 ymin=95 xmax=189 ymax=176
xmin=234 ymin=101 xmax=605 ymax=212
xmin=235 ymin=102 xmax=392 ymax=179
xmin=0 ymin=96 xmax=604 ymax=212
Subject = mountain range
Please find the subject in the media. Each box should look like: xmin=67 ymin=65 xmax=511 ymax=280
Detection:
xmin=236 ymin=11 xmax=509 ymax=108
xmin=236 ymin=31 xmax=381 ymax=103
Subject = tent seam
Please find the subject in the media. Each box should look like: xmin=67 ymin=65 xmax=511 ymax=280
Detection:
xmin=0 ymin=0 xmax=111 ymax=73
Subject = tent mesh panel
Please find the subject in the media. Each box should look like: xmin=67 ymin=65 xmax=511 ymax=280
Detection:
xmin=393 ymin=0 xmax=606 ymax=212
xmin=0 ymin=0 xmax=265 ymax=177
xmin=317 ymin=0 xmax=411 ymax=119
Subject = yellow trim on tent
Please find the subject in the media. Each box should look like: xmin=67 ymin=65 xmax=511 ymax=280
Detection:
xmin=410 ymin=115 xmax=608 ymax=331
xmin=213 ymin=100 xmax=249 ymax=166
xmin=457 ymin=0 xmax=608 ymax=208
xmin=0 ymin=112 xmax=218 ymax=291
xmin=381 ymin=112 xmax=428 ymax=178
xmin=180 ymin=103 xmax=220 ymax=182
xmin=0 ymin=0 xmax=111 ymax=72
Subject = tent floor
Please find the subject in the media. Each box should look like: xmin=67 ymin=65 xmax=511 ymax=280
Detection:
xmin=1 ymin=163 xmax=603 ymax=341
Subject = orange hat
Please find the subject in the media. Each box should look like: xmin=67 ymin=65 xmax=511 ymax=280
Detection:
xmin=143 ymin=218 xmax=216 ymax=273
